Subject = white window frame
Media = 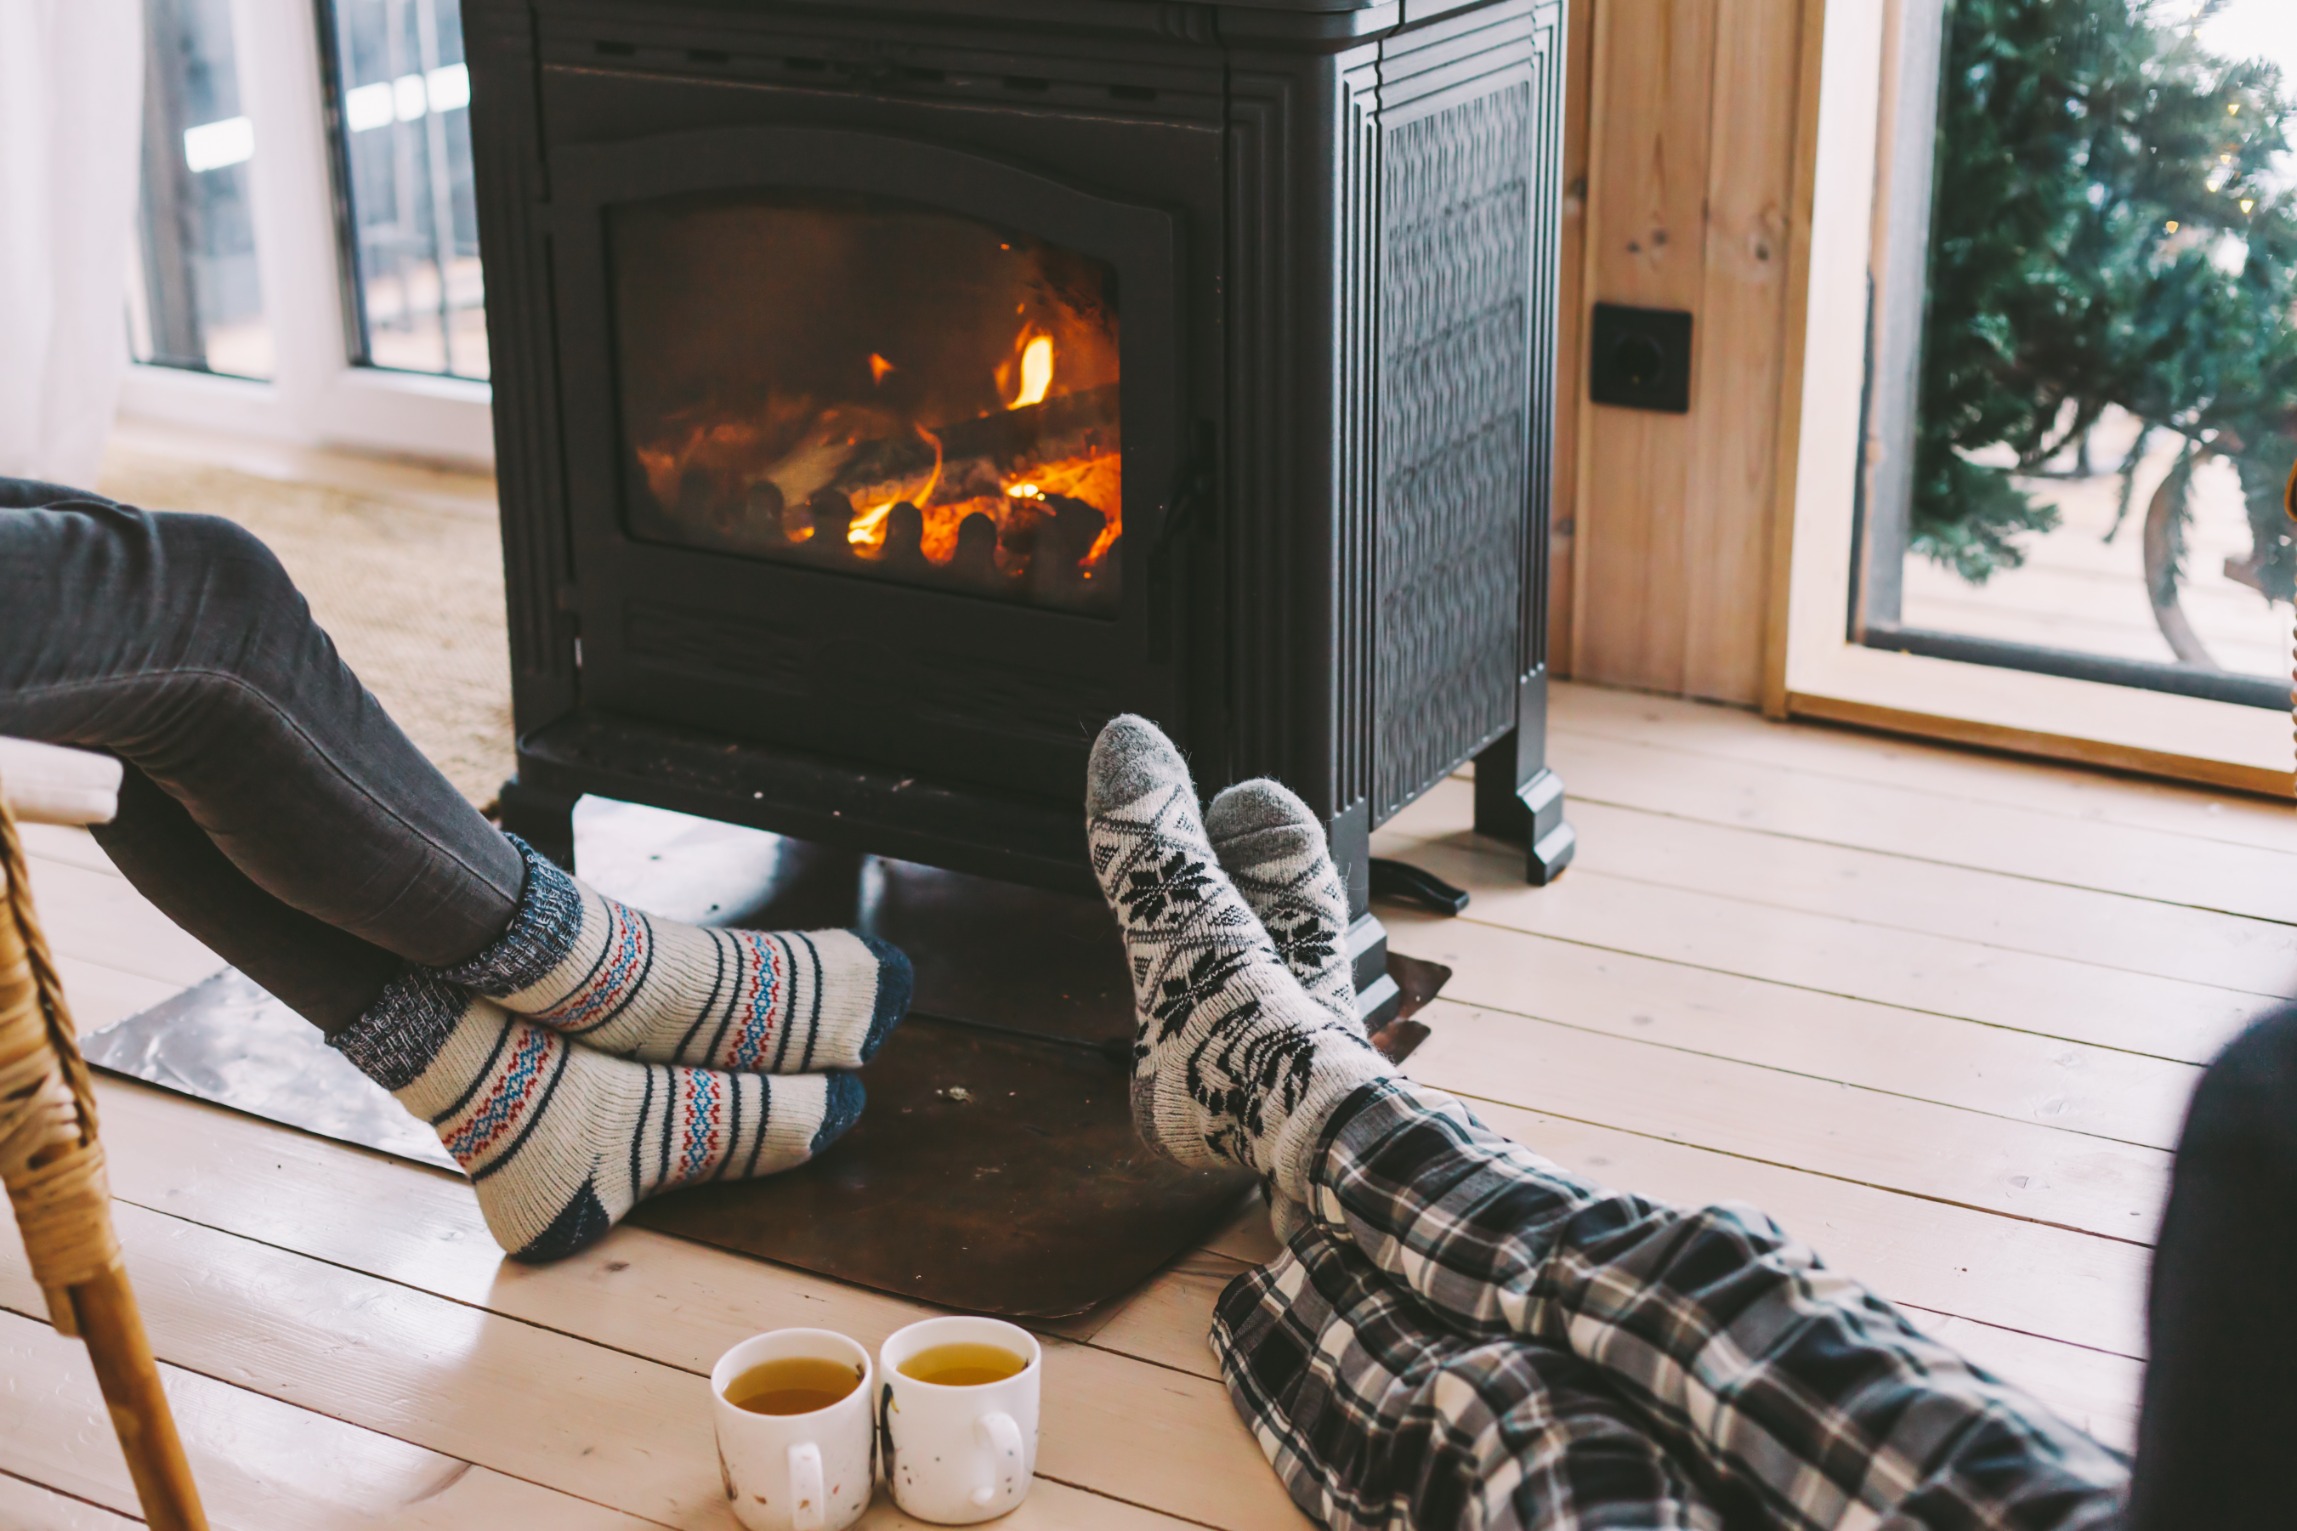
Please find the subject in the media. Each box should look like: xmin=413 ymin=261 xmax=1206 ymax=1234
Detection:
xmin=1771 ymin=0 xmax=2291 ymax=796
xmin=120 ymin=0 xmax=494 ymax=467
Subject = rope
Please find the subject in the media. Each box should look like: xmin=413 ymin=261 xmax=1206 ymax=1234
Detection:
xmin=0 ymin=773 xmax=120 ymax=1334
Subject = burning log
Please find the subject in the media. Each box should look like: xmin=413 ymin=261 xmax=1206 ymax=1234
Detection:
xmin=825 ymin=385 xmax=1120 ymax=497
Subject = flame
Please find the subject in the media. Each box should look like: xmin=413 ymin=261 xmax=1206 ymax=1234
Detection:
xmin=1010 ymin=334 xmax=1054 ymax=409
xmin=636 ymin=315 xmax=1119 ymax=596
xmin=849 ymin=425 xmax=945 ymax=550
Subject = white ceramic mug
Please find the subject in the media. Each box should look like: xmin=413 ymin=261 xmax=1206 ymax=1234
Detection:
xmin=711 ymin=1328 xmax=876 ymax=1531
xmin=878 ymin=1316 xmax=1042 ymax=1524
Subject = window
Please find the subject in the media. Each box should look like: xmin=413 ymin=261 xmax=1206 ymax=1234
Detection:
xmin=322 ymin=0 xmax=487 ymax=380
xmin=121 ymin=0 xmax=493 ymax=464
xmin=131 ymin=0 xmax=274 ymax=379
xmin=1776 ymin=0 xmax=2290 ymax=792
xmin=1856 ymin=0 xmax=2296 ymax=711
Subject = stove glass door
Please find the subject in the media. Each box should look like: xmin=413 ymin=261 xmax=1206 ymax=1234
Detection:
xmin=610 ymin=188 xmax=1123 ymax=615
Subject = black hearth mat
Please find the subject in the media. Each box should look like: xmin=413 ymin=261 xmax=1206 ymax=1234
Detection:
xmin=627 ymin=957 xmax=1448 ymax=1317
xmin=81 ymin=799 xmax=1449 ymax=1317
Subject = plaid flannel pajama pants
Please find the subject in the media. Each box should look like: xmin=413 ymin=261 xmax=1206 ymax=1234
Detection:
xmin=1212 ymin=1080 xmax=2131 ymax=1531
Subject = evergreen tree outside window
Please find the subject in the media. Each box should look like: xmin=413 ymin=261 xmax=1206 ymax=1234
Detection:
xmin=1859 ymin=0 xmax=2297 ymax=705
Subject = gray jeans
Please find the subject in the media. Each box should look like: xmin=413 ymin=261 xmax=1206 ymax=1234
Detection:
xmin=0 ymin=478 xmax=524 ymax=1031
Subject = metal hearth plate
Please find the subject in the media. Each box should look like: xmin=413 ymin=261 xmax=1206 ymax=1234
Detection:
xmin=80 ymin=799 xmax=1449 ymax=1317
xmin=82 ymin=969 xmax=460 ymax=1173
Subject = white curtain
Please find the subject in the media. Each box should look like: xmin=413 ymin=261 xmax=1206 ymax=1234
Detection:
xmin=0 ymin=0 xmax=145 ymax=488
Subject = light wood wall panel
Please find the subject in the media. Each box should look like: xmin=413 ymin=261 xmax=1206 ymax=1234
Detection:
xmin=1557 ymin=0 xmax=1816 ymax=705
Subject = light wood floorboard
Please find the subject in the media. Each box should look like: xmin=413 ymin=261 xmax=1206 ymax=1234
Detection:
xmin=10 ymin=679 xmax=2281 ymax=1519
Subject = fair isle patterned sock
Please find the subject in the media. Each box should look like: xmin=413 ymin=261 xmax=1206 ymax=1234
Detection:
xmin=436 ymin=839 xmax=911 ymax=1073
xmin=1205 ymin=780 xmax=1360 ymax=1031
xmin=1085 ymin=716 xmax=1390 ymax=1203
xmin=334 ymin=973 xmax=864 ymax=1261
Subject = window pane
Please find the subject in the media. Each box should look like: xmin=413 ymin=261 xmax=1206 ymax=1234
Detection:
xmin=323 ymin=0 xmax=487 ymax=380
xmin=132 ymin=0 xmax=274 ymax=380
xmin=1862 ymin=0 xmax=2297 ymax=701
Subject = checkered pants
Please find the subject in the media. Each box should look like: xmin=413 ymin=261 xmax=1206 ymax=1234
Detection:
xmin=1212 ymin=1081 xmax=2130 ymax=1530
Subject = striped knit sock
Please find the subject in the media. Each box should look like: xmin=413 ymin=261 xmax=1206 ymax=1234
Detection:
xmin=436 ymin=839 xmax=911 ymax=1072
xmin=1205 ymin=779 xmax=1363 ymax=1242
xmin=1085 ymin=716 xmax=1390 ymax=1202
xmin=334 ymin=972 xmax=863 ymax=1261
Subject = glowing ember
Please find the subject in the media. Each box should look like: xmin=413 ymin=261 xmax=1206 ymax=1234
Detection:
xmin=868 ymin=353 xmax=898 ymax=384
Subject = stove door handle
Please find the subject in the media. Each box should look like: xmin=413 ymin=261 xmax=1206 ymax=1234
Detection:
xmin=1145 ymin=425 xmax=1217 ymax=662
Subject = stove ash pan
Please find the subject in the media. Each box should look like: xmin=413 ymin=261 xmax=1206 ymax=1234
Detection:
xmin=470 ymin=0 xmax=1577 ymax=1026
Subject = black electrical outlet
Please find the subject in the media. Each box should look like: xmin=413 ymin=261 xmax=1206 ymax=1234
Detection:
xmin=1589 ymin=302 xmax=1693 ymax=413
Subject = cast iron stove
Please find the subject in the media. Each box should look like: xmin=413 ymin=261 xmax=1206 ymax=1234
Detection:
xmin=467 ymin=0 xmax=1576 ymax=1031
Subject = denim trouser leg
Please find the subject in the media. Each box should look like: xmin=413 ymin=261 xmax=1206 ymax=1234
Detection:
xmin=0 ymin=480 xmax=524 ymax=1031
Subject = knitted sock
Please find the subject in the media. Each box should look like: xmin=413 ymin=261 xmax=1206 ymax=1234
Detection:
xmin=1085 ymin=716 xmax=1390 ymax=1203
xmin=1206 ymin=779 xmax=1364 ymax=1243
xmin=1207 ymin=780 xmax=1364 ymax=1242
xmin=1205 ymin=780 xmax=1359 ymax=1030
xmin=335 ymin=972 xmax=863 ymax=1261
xmin=437 ymin=839 xmax=911 ymax=1073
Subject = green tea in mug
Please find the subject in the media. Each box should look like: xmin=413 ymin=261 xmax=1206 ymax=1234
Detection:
xmin=897 ymin=1342 xmax=1029 ymax=1387
xmin=723 ymin=1355 xmax=863 ymax=1415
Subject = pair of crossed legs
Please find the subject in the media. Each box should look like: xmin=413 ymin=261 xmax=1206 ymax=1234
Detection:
xmin=0 ymin=483 xmax=911 ymax=1258
xmin=1086 ymin=715 xmax=2284 ymax=1530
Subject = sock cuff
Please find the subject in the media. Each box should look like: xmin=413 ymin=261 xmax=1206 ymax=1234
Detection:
xmin=1269 ymin=1042 xmax=1396 ymax=1205
xmin=434 ymin=835 xmax=586 ymax=996
xmin=332 ymin=967 xmax=479 ymax=1091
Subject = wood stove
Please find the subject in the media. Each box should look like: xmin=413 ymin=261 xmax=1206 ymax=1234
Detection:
xmin=467 ymin=0 xmax=1575 ymax=1029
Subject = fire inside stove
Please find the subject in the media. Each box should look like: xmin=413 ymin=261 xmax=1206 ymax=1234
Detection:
xmin=611 ymin=189 xmax=1122 ymax=613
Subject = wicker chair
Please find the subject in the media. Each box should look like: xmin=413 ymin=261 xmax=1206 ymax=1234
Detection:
xmin=0 ymin=740 xmax=206 ymax=1529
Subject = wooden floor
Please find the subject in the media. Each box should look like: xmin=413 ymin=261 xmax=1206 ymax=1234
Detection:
xmin=6 ymin=681 xmax=2294 ymax=1527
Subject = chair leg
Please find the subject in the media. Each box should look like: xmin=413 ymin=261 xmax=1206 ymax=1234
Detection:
xmin=0 ymin=800 xmax=208 ymax=1529
xmin=69 ymin=1264 xmax=208 ymax=1531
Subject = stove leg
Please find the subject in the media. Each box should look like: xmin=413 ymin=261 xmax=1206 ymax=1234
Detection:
xmin=1327 ymin=800 xmax=1402 ymax=1029
xmin=1473 ymin=724 xmax=1576 ymax=887
xmin=496 ymin=775 xmax=580 ymax=871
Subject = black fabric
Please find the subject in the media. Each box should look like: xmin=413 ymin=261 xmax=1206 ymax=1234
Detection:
xmin=2127 ymin=1001 xmax=2297 ymax=1531
xmin=0 ymin=478 xmax=523 ymax=1032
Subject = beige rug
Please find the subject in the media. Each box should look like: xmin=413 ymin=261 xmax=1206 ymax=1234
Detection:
xmin=96 ymin=445 xmax=517 ymax=808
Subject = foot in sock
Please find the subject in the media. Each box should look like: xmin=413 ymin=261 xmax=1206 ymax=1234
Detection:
xmin=1205 ymin=777 xmax=1362 ymax=1242
xmin=1205 ymin=779 xmax=1360 ymax=1031
xmin=437 ymin=839 xmax=912 ymax=1072
xmin=1085 ymin=715 xmax=1390 ymax=1203
xmin=335 ymin=972 xmax=863 ymax=1260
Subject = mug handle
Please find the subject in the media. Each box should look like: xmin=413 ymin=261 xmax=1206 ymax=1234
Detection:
xmin=788 ymin=1440 xmax=826 ymax=1531
xmin=971 ymin=1411 xmax=1025 ymax=1508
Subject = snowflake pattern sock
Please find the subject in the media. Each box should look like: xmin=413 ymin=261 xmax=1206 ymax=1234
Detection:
xmin=1206 ymin=779 xmax=1364 ymax=1242
xmin=1205 ymin=779 xmax=1360 ymax=1030
xmin=1085 ymin=715 xmax=1390 ymax=1203
xmin=436 ymin=839 xmax=911 ymax=1072
xmin=334 ymin=972 xmax=863 ymax=1261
